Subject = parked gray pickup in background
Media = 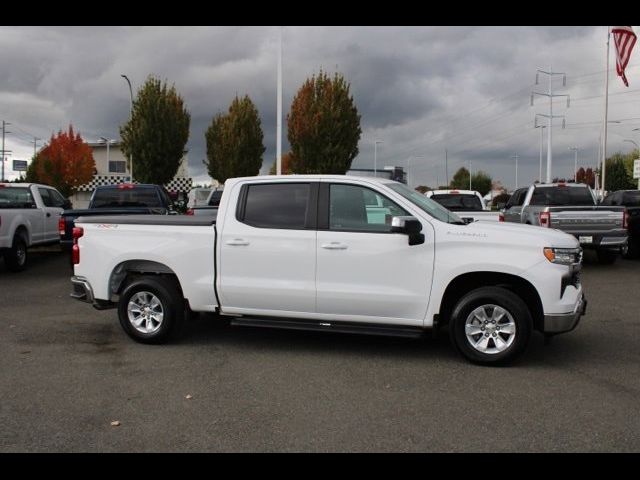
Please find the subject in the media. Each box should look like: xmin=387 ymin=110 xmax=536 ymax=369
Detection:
xmin=501 ymin=183 xmax=628 ymax=264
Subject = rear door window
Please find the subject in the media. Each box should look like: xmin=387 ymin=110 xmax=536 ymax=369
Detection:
xmin=240 ymin=183 xmax=311 ymax=229
xmin=0 ymin=187 xmax=35 ymax=208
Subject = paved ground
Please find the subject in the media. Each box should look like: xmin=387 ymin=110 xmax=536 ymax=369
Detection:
xmin=0 ymin=249 xmax=639 ymax=452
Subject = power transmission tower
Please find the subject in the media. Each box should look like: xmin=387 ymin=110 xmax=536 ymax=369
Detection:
xmin=531 ymin=68 xmax=570 ymax=183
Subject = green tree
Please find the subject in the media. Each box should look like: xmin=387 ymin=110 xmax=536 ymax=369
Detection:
xmin=287 ymin=70 xmax=361 ymax=174
xmin=471 ymin=171 xmax=492 ymax=196
xmin=450 ymin=167 xmax=470 ymax=189
xmin=604 ymin=152 xmax=636 ymax=191
xmin=119 ymin=75 xmax=190 ymax=185
xmin=204 ymin=95 xmax=265 ymax=184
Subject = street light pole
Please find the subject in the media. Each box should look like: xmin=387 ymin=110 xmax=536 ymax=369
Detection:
xmin=535 ymin=124 xmax=545 ymax=182
xmin=407 ymin=155 xmax=424 ymax=189
xmin=568 ymin=146 xmax=578 ymax=182
xmin=374 ymin=140 xmax=383 ymax=177
xmin=511 ymin=154 xmax=519 ymax=190
xmin=121 ymin=74 xmax=134 ymax=182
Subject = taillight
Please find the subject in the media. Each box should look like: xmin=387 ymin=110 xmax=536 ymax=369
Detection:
xmin=498 ymin=212 xmax=505 ymax=222
xmin=72 ymin=227 xmax=84 ymax=265
xmin=58 ymin=217 xmax=66 ymax=236
xmin=539 ymin=211 xmax=551 ymax=228
xmin=186 ymin=208 xmax=194 ymax=216
xmin=623 ymin=209 xmax=629 ymax=230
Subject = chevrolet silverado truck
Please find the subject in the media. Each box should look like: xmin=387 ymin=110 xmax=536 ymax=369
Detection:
xmin=425 ymin=189 xmax=500 ymax=223
xmin=60 ymin=183 xmax=176 ymax=251
xmin=501 ymin=182 xmax=628 ymax=264
xmin=0 ymin=183 xmax=70 ymax=271
xmin=70 ymin=175 xmax=586 ymax=365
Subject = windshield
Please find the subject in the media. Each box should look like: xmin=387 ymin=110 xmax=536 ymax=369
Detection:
xmin=387 ymin=183 xmax=465 ymax=224
xmin=623 ymin=191 xmax=640 ymax=207
xmin=530 ymin=186 xmax=595 ymax=206
xmin=430 ymin=193 xmax=483 ymax=211
xmin=91 ymin=187 xmax=164 ymax=209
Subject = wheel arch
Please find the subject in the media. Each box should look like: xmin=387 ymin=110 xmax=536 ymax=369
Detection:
xmin=109 ymin=260 xmax=185 ymax=301
xmin=438 ymin=271 xmax=544 ymax=331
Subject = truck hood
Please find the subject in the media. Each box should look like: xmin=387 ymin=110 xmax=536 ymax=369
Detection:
xmin=457 ymin=220 xmax=579 ymax=249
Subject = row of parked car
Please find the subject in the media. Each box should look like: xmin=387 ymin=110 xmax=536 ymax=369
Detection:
xmin=425 ymin=183 xmax=637 ymax=264
xmin=0 ymin=179 xmax=637 ymax=272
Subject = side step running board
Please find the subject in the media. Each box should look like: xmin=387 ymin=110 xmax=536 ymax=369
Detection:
xmin=230 ymin=317 xmax=424 ymax=339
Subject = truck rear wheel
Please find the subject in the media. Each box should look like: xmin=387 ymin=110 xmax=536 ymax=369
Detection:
xmin=117 ymin=276 xmax=184 ymax=344
xmin=449 ymin=287 xmax=532 ymax=365
xmin=4 ymin=234 xmax=28 ymax=272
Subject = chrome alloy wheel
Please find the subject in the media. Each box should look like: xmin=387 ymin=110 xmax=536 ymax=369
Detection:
xmin=464 ymin=304 xmax=516 ymax=354
xmin=127 ymin=291 xmax=164 ymax=334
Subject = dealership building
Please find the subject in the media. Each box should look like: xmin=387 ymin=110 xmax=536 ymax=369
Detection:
xmin=70 ymin=140 xmax=193 ymax=208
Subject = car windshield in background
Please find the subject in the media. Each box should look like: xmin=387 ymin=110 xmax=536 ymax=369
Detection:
xmin=624 ymin=191 xmax=640 ymax=206
xmin=530 ymin=186 xmax=595 ymax=206
xmin=0 ymin=187 xmax=35 ymax=208
xmin=208 ymin=191 xmax=223 ymax=206
xmin=92 ymin=187 xmax=163 ymax=208
xmin=387 ymin=183 xmax=465 ymax=224
xmin=431 ymin=194 xmax=483 ymax=211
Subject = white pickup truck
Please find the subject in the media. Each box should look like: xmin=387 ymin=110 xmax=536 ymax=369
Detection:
xmin=70 ymin=175 xmax=586 ymax=364
xmin=425 ymin=189 xmax=500 ymax=223
xmin=0 ymin=183 xmax=70 ymax=271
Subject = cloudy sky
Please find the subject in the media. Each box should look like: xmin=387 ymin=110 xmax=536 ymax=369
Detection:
xmin=1 ymin=25 xmax=639 ymax=189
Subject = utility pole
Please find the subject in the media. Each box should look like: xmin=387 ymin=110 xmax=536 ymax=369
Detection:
xmin=602 ymin=27 xmax=611 ymax=197
xmin=374 ymin=140 xmax=383 ymax=177
xmin=445 ymin=149 xmax=449 ymax=187
xmin=568 ymin=146 xmax=578 ymax=181
xmin=534 ymin=124 xmax=546 ymax=182
xmin=532 ymin=68 xmax=570 ymax=183
xmin=1 ymin=121 xmax=10 ymax=182
xmin=33 ymin=137 xmax=40 ymax=158
xmin=511 ymin=154 xmax=519 ymax=189
xmin=468 ymin=159 xmax=472 ymax=190
xmin=276 ymin=26 xmax=283 ymax=175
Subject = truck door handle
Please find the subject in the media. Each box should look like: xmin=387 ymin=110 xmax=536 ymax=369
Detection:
xmin=321 ymin=242 xmax=348 ymax=250
xmin=46 ymin=213 xmax=51 ymax=217
xmin=225 ymin=238 xmax=250 ymax=246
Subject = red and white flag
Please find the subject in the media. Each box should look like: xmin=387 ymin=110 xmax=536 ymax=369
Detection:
xmin=611 ymin=26 xmax=637 ymax=87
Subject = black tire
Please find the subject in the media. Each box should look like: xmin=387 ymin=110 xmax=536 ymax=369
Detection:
xmin=117 ymin=276 xmax=184 ymax=344
xmin=596 ymin=249 xmax=618 ymax=265
xmin=449 ymin=287 xmax=532 ymax=365
xmin=624 ymin=239 xmax=639 ymax=259
xmin=4 ymin=234 xmax=28 ymax=272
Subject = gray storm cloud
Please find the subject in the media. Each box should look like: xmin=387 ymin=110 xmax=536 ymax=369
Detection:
xmin=1 ymin=26 xmax=638 ymax=188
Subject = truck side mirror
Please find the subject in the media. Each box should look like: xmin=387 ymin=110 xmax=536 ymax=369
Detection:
xmin=391 ymin=216 xmax=425 ymax=246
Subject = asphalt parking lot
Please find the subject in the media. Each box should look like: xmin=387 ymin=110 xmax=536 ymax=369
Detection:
xmin=0 ymin=249 xmax=639 ymax=452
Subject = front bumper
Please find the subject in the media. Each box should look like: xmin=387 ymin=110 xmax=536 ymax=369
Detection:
xmin=543 ymin=294 xmax=587 ymax=334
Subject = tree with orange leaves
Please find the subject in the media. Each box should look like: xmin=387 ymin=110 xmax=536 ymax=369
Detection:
xmin=287 ymin=70 xmax=361 ymax=174
xmin=269 ymin=152 xmax=294 ymax=175
xmin=28 ymin=125 xmax=95 ymax=197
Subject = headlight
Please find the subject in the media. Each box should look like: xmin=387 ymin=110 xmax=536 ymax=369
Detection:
xmin=543 ymin=247 xmax=582 ymax=265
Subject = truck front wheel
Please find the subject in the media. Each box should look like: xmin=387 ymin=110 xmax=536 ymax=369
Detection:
xmin=117 ymin=276 xmax=184 ymax=344
xmin=449 ymin=287 xmax=532 ymax=365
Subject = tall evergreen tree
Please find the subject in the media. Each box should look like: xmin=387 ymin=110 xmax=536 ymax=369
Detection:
xmin=287 ymin=70 xmax=361 ymax=174
xmin=119 ymin=75 xmax=190 ymax=185
xmin=204 ymin=95 xmax=265 ymax=184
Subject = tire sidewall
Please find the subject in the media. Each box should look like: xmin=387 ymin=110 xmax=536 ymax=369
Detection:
xmin=118 ymin=277 xmax=183 ymax=344
xmin=450 ymin=287 xmax=532 ymax=365
xmin=5 ymin=235 xmax=28 ymax=272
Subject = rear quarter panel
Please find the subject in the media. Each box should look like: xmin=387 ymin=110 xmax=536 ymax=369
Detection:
xmin=74 ymin=222 xmax=218 ymax=311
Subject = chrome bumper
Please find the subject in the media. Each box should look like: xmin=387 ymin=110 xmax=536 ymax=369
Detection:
xmin=70 ymin=276 xmax=95 ymax=304
xmin=544 ymin=294 xmax=587 ymax=334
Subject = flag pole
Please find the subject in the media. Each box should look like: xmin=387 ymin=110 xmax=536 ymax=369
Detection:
xmin=276 ymin=26 xmax=283 ymax=175
xmin=602 ymin=26 xmax=611 ymax=199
